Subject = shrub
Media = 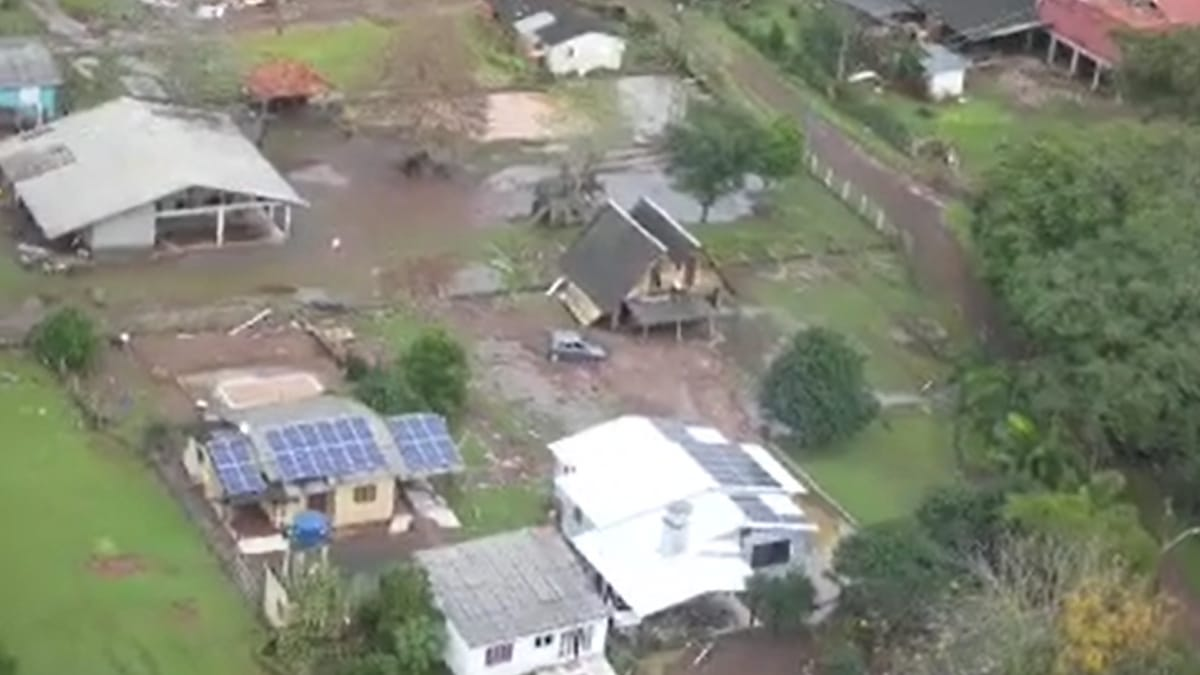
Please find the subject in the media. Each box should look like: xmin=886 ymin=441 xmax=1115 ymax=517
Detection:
xmin=353 ymin=366 xmax=419 ymax=415
xmin=836 ymin=93 xmax=912 ymax=153
xmin=343 ymin=352 xmax=371 ymax=382
xmin=28 ymin=306 xmax=101 ymax=374
xmin=817 ymin=638 xmax=868 ymax=675
xmin=744 ymin=571 xmax=816 ymax=634
xmin=760 ymin=327 xmax=879 ymax=448
xmin=401 ymin=328 xmax=469 ymax=422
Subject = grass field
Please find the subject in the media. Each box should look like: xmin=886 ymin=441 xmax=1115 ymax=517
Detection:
xmin=0 ymin=355 xmax=263 ymax=675
xmin=237 ymin=20 xmax=392 ymax=92
xmin=446 ymin=482 xmax=549 ymax=538
xmin=798 ymin=410 xmax=957 ymax=524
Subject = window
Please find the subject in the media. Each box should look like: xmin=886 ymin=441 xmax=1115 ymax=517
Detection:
xmin=750 ymin=540 xmax=791 ymax=568
xmin=485 ymin=643 xmax=514 ymax=666
xmin=534 ymin=633 xmax=554 ymax=648
xmin=352 ymin=485 xmax=377 ymax=504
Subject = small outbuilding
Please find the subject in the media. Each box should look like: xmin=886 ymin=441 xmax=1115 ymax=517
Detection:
xmin=920 ymin=44 xmax=969 ymax=101
xmin=0 ymin=38 xmax=62 ymax=128
xmin=244 ymin=59 xmax=331 ymax=109
xmin=0 ymin=97 xmax=306 ymax=255
xmin=491 ymin=0 xmax=625 ymax=77
xmin=416 ymin=528 xmax=615 ymax=675
xmin=555 ymin=197 xmax=731 ymax=337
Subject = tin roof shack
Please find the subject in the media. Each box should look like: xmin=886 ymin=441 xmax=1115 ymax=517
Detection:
xmin=556 ymin=197 xmax=732 ymax=339
xmin=490 ymin=0 xmax=625 ymax=76
xmin=0 ymin=38 xmax=61 ymax=129
xmin=0 ymin=97 xmax=306 ymax=257
xmin=416 ymin=528 xmax=615 ymax=675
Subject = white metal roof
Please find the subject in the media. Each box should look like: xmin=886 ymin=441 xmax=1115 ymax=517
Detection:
xmin=0 ymin=97 xmax=306 ymax=239
xmin=551 ymin=416 xmax=816 ymax=620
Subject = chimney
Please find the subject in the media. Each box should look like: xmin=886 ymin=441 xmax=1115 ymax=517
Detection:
xmin=659 ymin=500 xmax=692 ymax=556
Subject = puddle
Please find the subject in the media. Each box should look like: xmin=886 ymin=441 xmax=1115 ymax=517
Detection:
xmin=481 ymin=159 xmax=763 ymax=224
xmin=615 ymin=75 xmax=690 ymax=143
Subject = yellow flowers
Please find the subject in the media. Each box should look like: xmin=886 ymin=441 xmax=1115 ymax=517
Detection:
xmin=1055 ymin=575 xmax=1172 ymax=675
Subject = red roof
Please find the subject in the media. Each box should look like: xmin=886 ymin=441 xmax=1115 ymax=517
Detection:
xmin=1038 ymin=0 xmax=1200 ymax=63
xmin=244 ymin=60 xmax=331 ymax=101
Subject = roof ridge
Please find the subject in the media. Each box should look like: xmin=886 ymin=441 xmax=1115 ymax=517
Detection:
xmin=608 ymin=199 xmax=667 ymax=252
xmin=638 ymin=196 xmax=701 ymax=248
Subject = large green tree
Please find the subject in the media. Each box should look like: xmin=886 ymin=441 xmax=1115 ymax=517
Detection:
xmin=760 ymin=327 xmax=879 ymax=448
xmin=352 ymin=565 xmax=445 ymax=675
xmin=1118 ymin=27 xmax=1200 ymax=121
xmin=665 ymin=102 xmax=761 ymax=223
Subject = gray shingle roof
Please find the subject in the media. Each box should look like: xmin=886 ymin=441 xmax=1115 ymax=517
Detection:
xmin=628 ymin=197 xmax=700 ymax=265
xmin=493 ymin=0 xmax=614 ymax=45
xmin=912 ymin=0 xmax=1038 ymax=41
xmin=560 ymin=200 xmax=665 ymax=312
xmin=0 ymin=38 xmax=61 ymax=89
xmin=415 ymin=528 xmax=609 ymax=647
xmin=0 ymin=97 xmax=305 ymax=239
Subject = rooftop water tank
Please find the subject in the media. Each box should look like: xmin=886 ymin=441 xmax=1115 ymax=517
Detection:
xmin=290 ymin=510 xmax=330 ymax=550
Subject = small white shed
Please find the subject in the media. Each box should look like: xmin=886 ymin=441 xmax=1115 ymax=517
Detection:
xmin=920 ymin=44 xmax=970 ymax=101
xmin=497 ymin=0 xmax=625 ymax=77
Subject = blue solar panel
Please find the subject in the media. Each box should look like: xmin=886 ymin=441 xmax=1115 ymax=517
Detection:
xmin=386 ymin=413 xmax=462 ymax=476
xmin=264 ymin=415 xmax=388 ymax=483
xmin=731 ymin=495 xmax=805 ymax=525
xmin=209 ymin=431 xmax=267 ymax=497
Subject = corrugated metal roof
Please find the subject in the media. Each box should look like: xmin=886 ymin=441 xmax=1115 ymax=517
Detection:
xmin=0 ymin=38 xmax=61 ymax=89
xmin=0 ymin=97 xmax=306 ymax=239
xmin=415 ymin=528 xmax=609 ymax=647
xmin=914 ymin=0 xmax=1039 ymax=41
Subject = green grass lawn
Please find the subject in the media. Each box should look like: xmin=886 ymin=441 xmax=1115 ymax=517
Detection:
xmin=237 ymin=20 xmax=392 ymax=92
xmin=0 ymin=355 xmax=263 ymax=675
xmin=748 ymin=251 xmax=953 ymax=391
xmin=798 ymin=410 xmax=957 ymax=524
xmin=447 ymin=482 xmax=549 ymax=538
xmin=697 ymin=174 xmax=883 ymax=264
xmin=0 ymin=2 xmax=43 ymax=34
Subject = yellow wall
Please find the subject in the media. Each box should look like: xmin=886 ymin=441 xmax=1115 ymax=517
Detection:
xmin=183 ymin=437 xmax=221 ymax=500
xmin=331 ymin=479 xmax=395 ymax=528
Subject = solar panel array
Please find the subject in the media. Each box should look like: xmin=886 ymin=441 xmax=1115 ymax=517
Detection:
xmin=386 ymin=413 xmax=463 ymax=476
xmin=264 ymin=416 xmax=387 ymax=482
xmin=680 ymin=442 xmax=780 ymax=488
xmin=209 ymin=431 xmax=267 ymax=497
xmin=731 ymin=495 xmax=805 ymax=525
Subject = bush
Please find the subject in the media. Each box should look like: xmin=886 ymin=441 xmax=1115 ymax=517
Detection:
xmin=353 ymin=366 xmax=419 ymax=415
xmin=402 ymin=328 xmax=469 ymax=422
xmin=760 ymin=327 xmax=879 ymax=448
xmin=817 ymin=638 xmax=868 ymax=675
xmin=744 ymin=571 xmax=816 ymax=634
xmin=343 ymin=352 xmax=371 ymax=382
xmin=28 ymin=306 xmax=101 ymax=374
xmin=836 ymin=93 xmax=912 ymax=153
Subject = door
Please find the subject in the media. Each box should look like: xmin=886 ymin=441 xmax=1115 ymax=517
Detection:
xmin=306 ymin=492 xmax=329 ymax=514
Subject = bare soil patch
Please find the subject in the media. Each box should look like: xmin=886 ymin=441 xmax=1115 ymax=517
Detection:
xmin=665 ymin=630 xmax=814 ymax=675
xmin=88 ymin=553 xmax=150 ymax=580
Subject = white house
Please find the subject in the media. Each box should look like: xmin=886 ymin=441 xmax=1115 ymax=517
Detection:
xmin=415 ymin=528 xmax=615 ymax=675
xmin=549 ymin=416 xmax=819 ymax=627
xmin=920 ymin=44 xmax=970 ymax=101
xmin=493 ymin=0 xmax=625 ymax=76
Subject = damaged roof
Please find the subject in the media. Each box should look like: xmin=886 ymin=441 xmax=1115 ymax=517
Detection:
xmin=560 ymin=199 xmax=667 ymax=312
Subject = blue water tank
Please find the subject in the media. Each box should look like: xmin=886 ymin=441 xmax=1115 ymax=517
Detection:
xmin=289 ymin=510 xmax=330 ymax=550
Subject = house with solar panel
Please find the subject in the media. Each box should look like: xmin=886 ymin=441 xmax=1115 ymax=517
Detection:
xmin=182 ymin=394 xmax=464 ymax=554
xmin=553 ymin=197 xmax=732 ymax=338
xmin=548 ymin=416 xmax=818 ymax=627
xmin=415 ymin=528 xmax=615 ymax=675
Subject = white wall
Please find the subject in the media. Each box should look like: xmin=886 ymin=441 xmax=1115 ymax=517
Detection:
xmin=545 ymin=33 xmax=625 ymax=77
xmin=926 ymin=69 xmax=965 ymax=101
xmin=443 ymin=616 xmax=609 ymax=675
xmin=85 ymin=204 xmax=156 ymax=251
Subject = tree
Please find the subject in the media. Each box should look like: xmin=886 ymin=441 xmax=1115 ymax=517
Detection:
xmin=916 ymin=482 xmax=1012 ymax=561
xmin=833 ymin=519 xmax=956 ymax=646
xmin=1118 ymin=28 xmax=1200 ymax=121
xmin=400 ymin=328 xmax=469 ymax=422
xmin=1056 ymin=572 xmax=1173 ymax=675
xmin=272 ymin=566 xmax=347 ymax=675
xmin=353 ymin=366 xmax=419 ymax=415
xmin=665 ymin=102 xmax=759 ymax=223
xmin=28 ymin=306 xmax=101 ymax=374
xmin=1002 ymin=472 xmax=1158 ymax=574
xmin=743 ymin=570 xmax=816 ymax=633
xmin=789 ymin=0 xmax=863 ymax=93
xmin=752 ymin=116 xmax=804 ymax=184
xmin=352 ymin=565 xmax=445 ymax=675
xmin=759 ymin=327 xmax=879 ymax=448
xmin=817 ymin=638 xmax=868 ymax=675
